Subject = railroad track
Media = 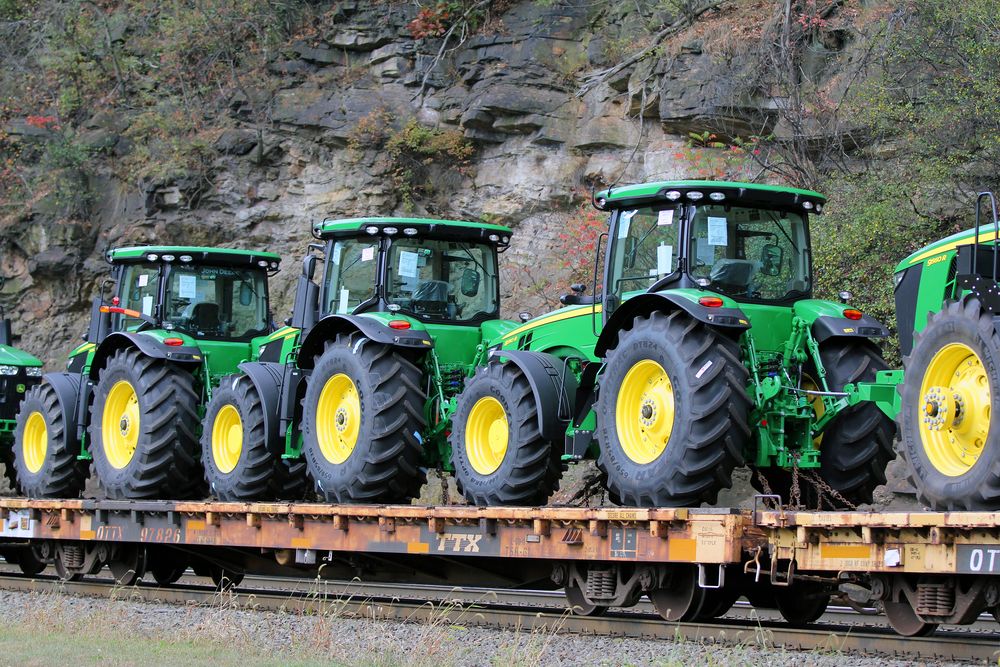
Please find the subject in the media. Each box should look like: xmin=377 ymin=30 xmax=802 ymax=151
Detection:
xmin=0 ymin=572 xmax=998 ymax=662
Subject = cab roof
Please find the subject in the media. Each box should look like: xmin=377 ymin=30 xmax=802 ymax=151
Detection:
xmin=107 ymin=246 xmax=281 ymax=266
xmin=314 ymin=217 xmax=513 ymax=240
xmin=595 ymin=180 xmax=826 ymax=212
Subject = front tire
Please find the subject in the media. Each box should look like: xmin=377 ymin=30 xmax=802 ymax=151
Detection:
xmin=301 ymin=334 xmax=426 ymax=503
xmin=13 ymin=380 xmax=88 ymax=498
xmin=450 ymin=363 xmax=561 ymax=506
xmin=899 ymin=297 xmax=1000 ymax=509
xmin=201 ymin=376 xmax=306 ymax=501
xmin=596 ymin=311 xmax=751 ymax=507
xmin=90 ymin=348 xmax=201 ymax=500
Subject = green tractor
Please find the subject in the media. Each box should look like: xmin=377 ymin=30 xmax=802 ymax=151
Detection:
xmin=449 ymin=180 xmax=900 ymax=508
xmin=200 ymin=217 xmax=517 ymax=502
xmin=894 ymin=192 xmax=1000 ymax=510
xmin=0 ymin=277 xmax=44 ymax=488
xmin=12 ymin=246 xmax=291 ymax=500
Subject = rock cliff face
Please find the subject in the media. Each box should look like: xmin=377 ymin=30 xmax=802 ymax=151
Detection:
xmin=0 ymin=0 xmax=865 ymax=366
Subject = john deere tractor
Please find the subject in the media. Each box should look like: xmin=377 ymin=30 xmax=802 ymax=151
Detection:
xmin=0 ymin=277 xmax=44 ymax=489
xmin=200 ymin=217 xmax=517 ymax=502
xmin=449 ymin=180 xmax=900 ymax=508
xmin=894 ymin=193 xmax=1000 ymax=510
xmin=12 ymin=246 xmax=290 ymax=500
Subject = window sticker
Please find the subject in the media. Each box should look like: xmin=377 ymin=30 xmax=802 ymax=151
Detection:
xmin=697 ymin=238 xmax=715 ymax=267
xmin=399 ymin=251 xmax=419 ymax=278
xmin=707 ymin=217 xmax=728 ymax=246
xmin=361 ymin=246 xmax=375 ymax=262
xmin=657 ymin=244 xmax=673 ymax=275
xmin=137 ymin=274 xmax=149 ymax=288
xmin=332 ymin=242 xmax=343 ymax=266
xmin=618 ymin=210 xmax=636 ymax=239
xmin=178 ymin=274 xmax=197 ymax=299
xmin=657 ymin=209 xmax=674 ymax=226
xmin=338 ymin=288 xmax=349 ymax=314
xmin=141 ymin=296 xmax=153 ymax=316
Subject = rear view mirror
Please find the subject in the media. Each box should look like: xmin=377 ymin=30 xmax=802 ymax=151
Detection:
xmin=761 ymin=244 xmax=783 ymax=277
xmin=460 ymin=268 xmax=481 ymax=297
xmin=239 ymin=282 xmax=253 ymax=306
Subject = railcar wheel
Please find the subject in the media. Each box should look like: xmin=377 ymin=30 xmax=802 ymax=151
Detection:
xmin=883 ymin=600 xmax=938 ymax=637
xmin=15 ymin=547 xmax=45 ymax=576
xmin=108 ymin=545 xmax=145 ymax=586
xmin=649 ymin=566 xmax=708 ymax=622
xmin=451 ymin=363 xmax=561 ymax=506
xmin=150 ymin=561 xmax=186 ymax=586
xmin=302 ymin=334 xmax=425 ymax=503
xmin=90 ymin=348 xmax=201 ymax=499
xmin=210 ymin=567 xmax=244 ymax=591
xmin=774 ymin=583 xmax=830 ymax=625
xmin=596 ymin=311 xmax=750 ymax=507
xmin=564 ymin=584 xmax=608 ymax=616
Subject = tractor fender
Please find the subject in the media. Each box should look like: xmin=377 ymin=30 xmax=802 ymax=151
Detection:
xmin=41 ymin=372 xmax=83 ymax=439
xmin=811 ymin=315 xmax=890 ymax=344
xmin=595 ymin=293 xmax=750 ymax=357
xmin=297 ymin=314 xmax=433 ymax=369
xmin=487 ymin=349 xmax=578 ymax=442
xmin=232 ymin=362 xmax=285 ymax=447
xmin=88 ymin=332 xmax=203 ymax=380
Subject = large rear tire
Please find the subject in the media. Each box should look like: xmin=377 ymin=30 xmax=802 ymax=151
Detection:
xmin=13 ymin=381 xmax=88 ymax=498
xmin=756 ymin=339 xmax=896 ymax=507
xmin=302 ymin=333 xmax=426 ymax=503
xmin=595 ymin=311 xmax=751 ymax=507
xmin=898 ymin=297 xmax=1000 ymax=509
xmin=90 ymin=348 xmax=201 ymax=500
xmin=450 ymin=363 xmax=561 ymax=506
xmin=202 ymin=375 xmax=306 ymax=501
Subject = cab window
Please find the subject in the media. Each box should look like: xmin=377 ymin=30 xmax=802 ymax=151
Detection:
xmin=608 ymin=206 xmax=681 ymax=303
xmin=324 ymin=239 xmax=379 ymax=315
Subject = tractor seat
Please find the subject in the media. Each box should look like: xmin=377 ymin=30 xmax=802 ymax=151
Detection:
xmin=709 ymin=259 xmax=758 ymax=289
xmin=191 ymin=302 xmax=221 ymax=331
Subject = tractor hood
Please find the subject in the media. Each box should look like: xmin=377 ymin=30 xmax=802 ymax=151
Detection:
xmin=0 ymin=344 xmax=43 ymax=367
xmin=896 ymin=223 xmax=999 ymax=270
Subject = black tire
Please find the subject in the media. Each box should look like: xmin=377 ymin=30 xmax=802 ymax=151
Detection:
xmin=89 ymin=348 xmax=201 ymax=500
xmin=899 ymin=298 xmax=1000 ymax=509
xmin=202 ymin=375 xmax=307 ymax=501
xmin=450 ymin=363 xmax=561 ymax=506
xmin=302 ymin=333 xmax=426 ymax=503
xmin=12 ymin=381 xmax=88 ymax=498
xmin=595 ymin=311 xmax=751 ymax=507
xmin=754 ymin=339 xmax=896 ymax=507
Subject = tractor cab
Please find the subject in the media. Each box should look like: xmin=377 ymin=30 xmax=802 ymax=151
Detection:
xmin=594 ymin=181 xmax=821 ymax=319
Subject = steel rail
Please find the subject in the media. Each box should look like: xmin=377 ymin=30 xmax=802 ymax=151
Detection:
xmin=0 ymin=574 xmax=997 ymax=661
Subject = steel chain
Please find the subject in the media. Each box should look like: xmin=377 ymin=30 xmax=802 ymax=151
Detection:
xmin=802 ymin=469 xmax=858 ymax=511
xmin=753 ymin=468 xmax=782 ymax=510
xmin=789 ymin=456 xmax=802 ymax=509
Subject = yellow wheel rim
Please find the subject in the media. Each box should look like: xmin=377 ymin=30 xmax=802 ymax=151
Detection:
xmin=802 ymin=375 xmax=825 ymax=447
xmin=211 ymin=404 xmax=243 ymax=474
xmin=316 ymin=373 xmax=360 ymax=465
xmin=465 ymin=396 xmax=509 ymax=476
xmin=22 ymin=411 xmax=48 ymax=474
xmin=102 ymin=380 xmax=140 ymax=470
xmin=918 ymin=342 xmax=991 ymax=477
xmin=615 ymin=359 xmax=674 ymax=465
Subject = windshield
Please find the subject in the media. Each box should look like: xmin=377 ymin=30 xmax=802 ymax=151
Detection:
xmin=609 ymin=205 xmax=681 ymax=303
xmin=688 ymin=205 xmax=810 ymax=301
xmin=386 ymin=238 xmax=499 ymax=322
xmin=162 ymin=265 xmax=270 ymax=341
xmin=324 ymin=238 xmax=379 ymax=315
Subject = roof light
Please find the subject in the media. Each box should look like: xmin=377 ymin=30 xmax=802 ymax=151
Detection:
xmin=815 ymin=203 xmax=823 ymax=213
xmin=161 ymin=254 xmax=175 ymax=262
xmin=383 ymin=226 xmax=398 ymax=235
xmin=802 ymin=201 xmax=814 ymax=210
xmin=388 ymin=320 xmax=411 ymax=330
xmin=595 ymin=197 xmax=607 ymax=208
xmin=709 ymin=192 xmax=725 ymax=201
xmin=365 ymin=226 xmax=379 ymax=235
xmin=502 ymin=236 xmax=509 ymax=244
xmin=403 ymin=228 xmax=418 ymax=236
xmin=699 ymin=296 xmax=724 ymax=307
xmin=686 ymin=191 xmax=704 ymax=201
xmin=163 ymin=337 xmax=184 ymax=346
xmin=257 ymin=260 xmax=268 ymax=267
xmin=146 ymin=253 xmax=158 ymax=261
xmin=270 ymin=262 xmax=279 ymax=269
xmin=179 ymin=255 xmax=192 ymax=263
xmin=665 ymin=190 xmax=682 ymax=201
xmin=488 ymin=234 xmax=499 ymax=242
xmin=843 ymin=309 xmax=863 ymax=320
